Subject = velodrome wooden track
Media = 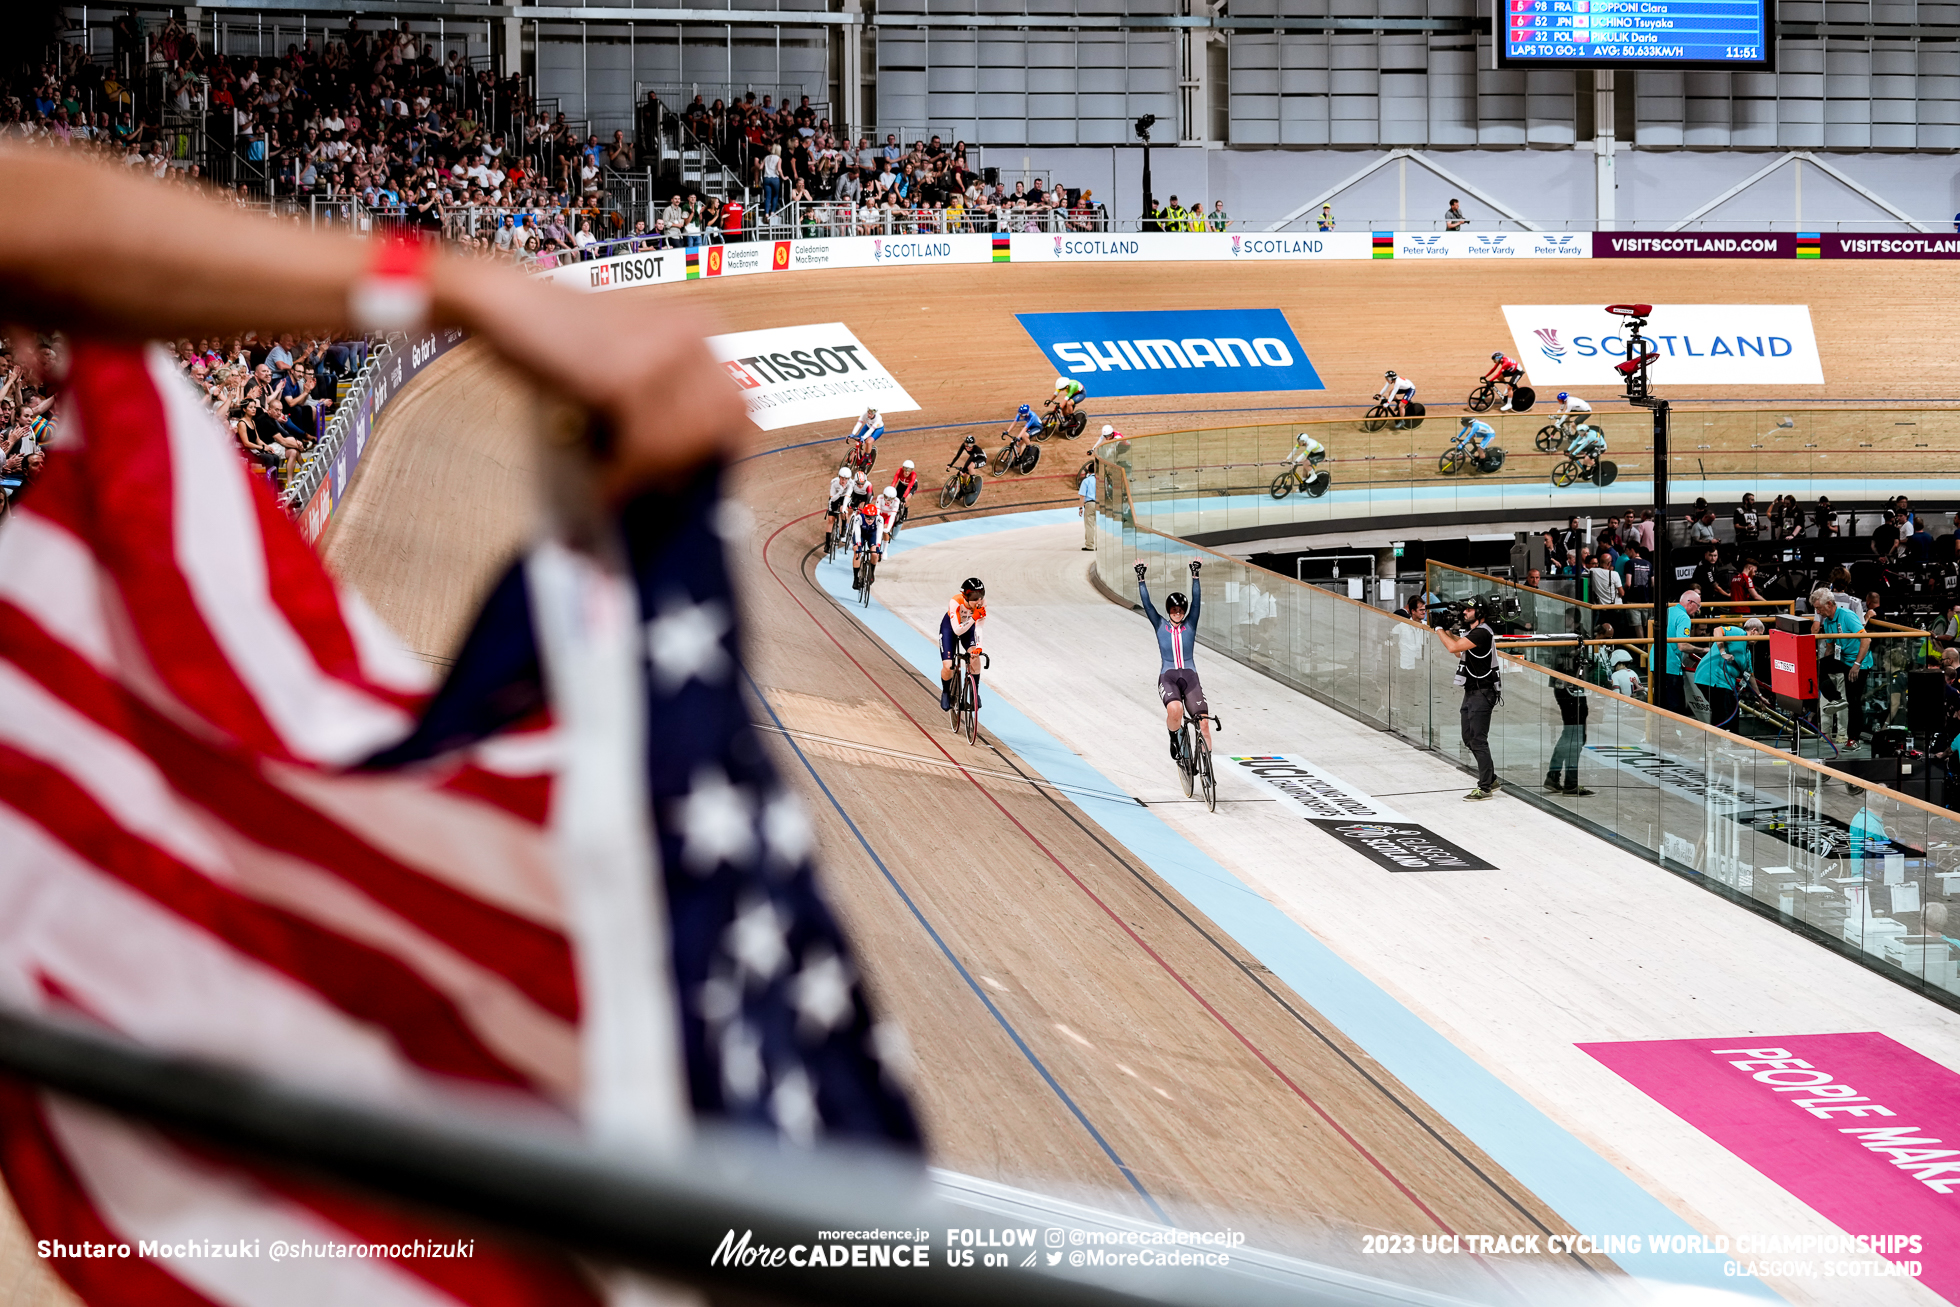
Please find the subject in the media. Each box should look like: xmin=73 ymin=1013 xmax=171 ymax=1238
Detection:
xmin=2 ymin=258 xmax=1956 ymax=1306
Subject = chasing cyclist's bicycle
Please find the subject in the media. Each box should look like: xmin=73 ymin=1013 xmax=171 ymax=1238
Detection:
xmin=940 ymin=466 xmax=984 ymax=508
xmin=1362 ymin=401 xmax=1425 ymax=433
xmin=847 ymin=435 xmax=877 ymax=473
xmin=1551 ymin=456 xmax=1618 ymax=488
xmin=950 ymin=649 xmax=989 ymax=745
xmin=1269 ymin=463 xmax=1331 ymax=500
xmin=1439 ymin=432 xmax=1506 ymax=476
xmin=853 ymin=548 xmax=879 ymax=606
xmin=1038 ymin=400 xmax=1088 ymax=441
xmin=823 ymin=510 xmax=843 ymax=564
xmin=990 ymin=438 xmax=1041 ymax=476
xmin=1174 ymin=711 xmax=1221 ymax=812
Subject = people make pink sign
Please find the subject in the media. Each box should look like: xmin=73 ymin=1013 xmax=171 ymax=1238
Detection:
xmin=1581 ymin=1032 xmax=1958 ymax=1301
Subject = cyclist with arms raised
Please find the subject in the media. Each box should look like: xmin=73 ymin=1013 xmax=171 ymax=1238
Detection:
xmin=1484 ymin=350 xmax=1526 ymax=412
xmin=940 ymin=577 xmax=987 ymax=713
xmin=1377 ymin=370 xmax=1416 ymax=417
xmin=1135 ymin=559 xmax=1212 ymax=760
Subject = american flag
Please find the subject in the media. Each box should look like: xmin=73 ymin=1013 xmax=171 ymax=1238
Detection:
xmin=0 ymin=341 xmax=916 ymax=1305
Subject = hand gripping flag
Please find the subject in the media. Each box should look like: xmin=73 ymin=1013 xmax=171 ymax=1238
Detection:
xmin=0 ymin=341 xmax=917 ymax=1306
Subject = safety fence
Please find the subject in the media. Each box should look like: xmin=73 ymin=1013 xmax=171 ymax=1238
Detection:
xmin=1094 ymin=445 xmax=1960 ymax=1012
xmin=1106 ymin=407 xmax=1960 ymax=546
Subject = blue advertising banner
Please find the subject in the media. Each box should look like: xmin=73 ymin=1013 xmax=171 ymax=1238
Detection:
xmin=1014 ymin=309 xmax=1322 ymax=398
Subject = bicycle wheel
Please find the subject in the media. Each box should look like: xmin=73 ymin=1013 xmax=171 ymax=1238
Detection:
xmin=823 ymin=520 xmax=837 ymax=564
xmin=1305 ymin=469 xmax=1331 ymax=498
xmin=1439 ymin=448 xmax=1465 ymax=475
xmin=989 ymin=446 xmax=1012 ymax=475
xmin=961 ymin=476 xmax=982 ymax=507
xmin=1269 ymin=470 xmax=1296 ymax=500
xmin=1361 ymin=404 xmax=1390 ymax=434
xmin=962 ymin=676 xmax=980 ymax=745
xmin=1551 ymin=458 xmax=1577 ymax=488
xmin=1466 ymin=385 xmax=1495 ymax=413
xmin=860 ymin=559 xmax=875 ymax=607
xmin=1535 ymin=425 xmax=1562 ymax=453
xmin=1197 ymin=736 xmax=1217 ymax=813
xmin=1031 ymin=416 xmax=1053 ymax=443
xmin=1064 ymin=412 xmax=1086 ymax=439
xmin=1177 ymin=724 xmax=1196 ymax=798
xmin=862 ymin=444 xmax=877 ymax=472
xmin=1017 ymin=445 xmax=1041 ymax=475
xmin=939 ymin=475 xmax=959 ymax=508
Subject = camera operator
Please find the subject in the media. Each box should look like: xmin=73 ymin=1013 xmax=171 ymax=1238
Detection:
xmin=1436 ymin=597 xmax=1502 ymax=801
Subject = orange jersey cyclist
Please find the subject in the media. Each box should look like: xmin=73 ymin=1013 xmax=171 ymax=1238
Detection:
xmin=940 ymin=577 xmax=987 ymax=713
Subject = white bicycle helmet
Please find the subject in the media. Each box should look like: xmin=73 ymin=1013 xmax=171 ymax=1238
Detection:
xmin=901 ymin=459 xmax=914 ymax=469
xmin=1054 ymin=376 xmax=1070 ymax=390
xmin=1101 ymin=425 xmax=1115 ymax=437
xmin=1295 ymin=432 xmax=1315 ymax=445
xmin=837 ymin=466 xmax=850 ymax=477
xmin=881 ymin=486 xmax=897 ymax=500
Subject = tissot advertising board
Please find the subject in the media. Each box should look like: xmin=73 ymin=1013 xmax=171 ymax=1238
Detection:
xmin=707 ymin=323 xmax=919 ymax=432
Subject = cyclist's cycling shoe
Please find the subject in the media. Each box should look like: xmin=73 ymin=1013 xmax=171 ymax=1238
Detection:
xmin=941 ymin=684 xmax=954 ymax=712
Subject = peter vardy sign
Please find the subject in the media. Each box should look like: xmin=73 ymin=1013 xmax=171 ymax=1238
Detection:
xmin=1015 ymin=309 xmax=1322 ymax=398
xmin=1502 ymin=304 xmax=1824 ymax=386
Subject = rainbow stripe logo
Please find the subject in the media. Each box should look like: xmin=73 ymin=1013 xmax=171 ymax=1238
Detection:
xmin=992 ymin=233 xmax=1011 ymax=263
xmin=1372 ymin=232 xmax=1395 ymax=260
xmin=1796 ymin=232 xmax=1821 ymax=259
xmin=685 ymin=248 xmax=700 ymax=279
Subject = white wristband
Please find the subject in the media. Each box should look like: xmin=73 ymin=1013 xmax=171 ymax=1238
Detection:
xmin=348 ymin=275 xmax=432 ymax=335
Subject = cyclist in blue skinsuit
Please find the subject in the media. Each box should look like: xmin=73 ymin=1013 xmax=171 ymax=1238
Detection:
xmin=1565 ymin=424 xmax=1607 ymax=480
xmin=1135 ymin=559 xmax=1212 ymax=760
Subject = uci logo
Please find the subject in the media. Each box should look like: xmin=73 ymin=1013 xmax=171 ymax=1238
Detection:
xmin=1533 ymin=328 xmax=1566 ymax=361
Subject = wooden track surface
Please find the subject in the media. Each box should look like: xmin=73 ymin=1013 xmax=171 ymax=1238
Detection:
xmin=299 ymin=259 xmax=1960 ymax=1290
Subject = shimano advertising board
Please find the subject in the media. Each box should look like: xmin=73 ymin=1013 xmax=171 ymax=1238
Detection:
xmin=1501 ymin=304 xmax=1824 ymax=386
xmin=1016 ymin=309 xmax=1322 ymax=398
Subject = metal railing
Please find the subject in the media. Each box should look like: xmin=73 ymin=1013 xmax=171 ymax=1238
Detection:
xmin=282 ymin=337 xmax=385 ymax=511
xmin=1096 ymin=426 xmax=1960 ymax=1012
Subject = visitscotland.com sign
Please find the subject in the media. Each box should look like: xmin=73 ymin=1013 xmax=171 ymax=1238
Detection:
xmin=1015 ymin=309 xmax=1323 ymax=398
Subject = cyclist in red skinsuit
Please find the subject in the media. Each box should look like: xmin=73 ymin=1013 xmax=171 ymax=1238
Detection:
xmin=1483 ymin=351 xmax=1526 ymax=412
xmin=889 ymin=459 xmax=919 ymax=502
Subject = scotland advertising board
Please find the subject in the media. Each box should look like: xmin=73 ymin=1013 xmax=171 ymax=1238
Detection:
xmin=1501 ymin=304 xmax=1824 ymax=387
xmin=1016 ymin=309 xmax=1322 ymax=398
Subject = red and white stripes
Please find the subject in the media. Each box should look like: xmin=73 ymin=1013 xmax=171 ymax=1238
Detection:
xmin=0 ymin=342 xmax=600 ymax=1305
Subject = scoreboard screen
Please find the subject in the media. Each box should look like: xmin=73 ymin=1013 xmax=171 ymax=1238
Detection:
xmin=1496 ymin=0 xmax=1775 ymax=71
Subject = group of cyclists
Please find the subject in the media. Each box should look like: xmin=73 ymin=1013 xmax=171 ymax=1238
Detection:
xmin=822 ymin=350 xmax=1606 ymax=741
xmin=1344 ymin=352 xmax=1607 ymax=483
xmin=825 ymin=406 xmax=921 ymax=584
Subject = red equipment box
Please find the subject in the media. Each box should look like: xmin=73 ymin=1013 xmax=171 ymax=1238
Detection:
xmin=1769 ymin=614 xmax=1818 ymax=700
